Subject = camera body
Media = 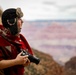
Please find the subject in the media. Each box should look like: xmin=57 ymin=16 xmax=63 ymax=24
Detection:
xmin=21 ymin=49 xmax=40 ymax=65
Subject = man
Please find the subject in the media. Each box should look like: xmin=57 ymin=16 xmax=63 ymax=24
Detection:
xmin=0 ymin=8 xmax=33 ymax=75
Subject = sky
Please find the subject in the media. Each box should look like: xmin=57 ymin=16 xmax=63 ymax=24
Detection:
xmin=0 ymin=0 xmax=76 ymax=21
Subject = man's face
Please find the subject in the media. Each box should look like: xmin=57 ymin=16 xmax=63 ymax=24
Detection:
xmin=17 ymin=18 xmax=23 ymax=33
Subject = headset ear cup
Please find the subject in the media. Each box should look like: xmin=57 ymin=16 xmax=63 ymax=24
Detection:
xmin=9 ymin=19 xmax=15 ymax=24
xmin=7 ymin=18 xmax=16 ymax=26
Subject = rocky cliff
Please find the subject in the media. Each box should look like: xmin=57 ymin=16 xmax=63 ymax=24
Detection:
xmin=24 ymin=49 xmax=63 ymax=75
xmin=64 ymin=56 xmax=76 ymax=75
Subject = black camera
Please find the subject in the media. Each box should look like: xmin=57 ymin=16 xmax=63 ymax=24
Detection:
xmin=21 ymin=49 xmax=40 ymax=65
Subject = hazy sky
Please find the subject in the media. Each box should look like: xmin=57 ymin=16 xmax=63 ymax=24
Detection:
xmin=0 ymin=0 xmax=76 ymax=20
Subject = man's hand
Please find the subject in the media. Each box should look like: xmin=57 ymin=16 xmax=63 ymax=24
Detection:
xmin=23 ymin=59 xmax=30 ymax=66
xmin=0 ymin=52 xmax=30 ymax=69
xmin=15 ymin=52 xmax=29 ymax=65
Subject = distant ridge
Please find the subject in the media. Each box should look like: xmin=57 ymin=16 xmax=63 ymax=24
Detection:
xmin=27 ymin=19 xmax=76 ymax=22
xmin=22 ymin=19 xmax=76 ymax=65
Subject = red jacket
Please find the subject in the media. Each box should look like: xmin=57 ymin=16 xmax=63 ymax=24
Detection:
xmin=0 ymin=25 xmax=33 ymax=75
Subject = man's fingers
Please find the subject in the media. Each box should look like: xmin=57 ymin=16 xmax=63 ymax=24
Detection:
xmin=18 ymin=51 xmax=28 ymax=58
xmin=21 ymin=54 xmax=28 ymax=58
xmin=18 ymin=51 xmax=23 ymax=55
